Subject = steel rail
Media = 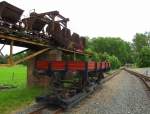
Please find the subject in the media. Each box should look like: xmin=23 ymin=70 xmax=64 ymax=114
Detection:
xmin=124 ymin=68 xmax=150 ymax=90
xmin=27 ymin=106 xmax=64 ymax=114
xmin=17 ymin=69 xmax=121 ymax=114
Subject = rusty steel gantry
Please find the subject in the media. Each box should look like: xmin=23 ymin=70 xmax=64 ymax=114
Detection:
xmin=0 ymin=1 xmax=88 ymax=67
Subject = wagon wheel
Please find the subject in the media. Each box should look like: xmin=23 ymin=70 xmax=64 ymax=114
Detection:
xmin=49 ymin=71 xmax=83 ymax=99
xmin=48 ymin=72 xmax=64 ymax=95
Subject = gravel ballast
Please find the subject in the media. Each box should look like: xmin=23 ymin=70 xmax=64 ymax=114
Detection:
xmin=64 ymin=70 xmax=150 ymax=114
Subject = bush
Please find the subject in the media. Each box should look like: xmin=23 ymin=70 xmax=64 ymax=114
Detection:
xmin=107 ymin=55 xmax=121 ymax=69
xmin=91 ymin=52 xmax=101 ymax=62
xmin=92 ymin=52 xmax=121 ymax=69
xmin=62 ymin=49 xmax=121 ymax=70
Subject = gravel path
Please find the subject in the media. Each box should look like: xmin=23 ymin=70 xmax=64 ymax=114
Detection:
xmin=64 ymin=70 xmax=150 ymax=114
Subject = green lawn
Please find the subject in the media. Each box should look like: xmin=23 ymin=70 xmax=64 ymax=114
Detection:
xmin=0 ymin=65 xmax=27 ymax=87
xmin=0 ymin=65 xmax=43 ymax=114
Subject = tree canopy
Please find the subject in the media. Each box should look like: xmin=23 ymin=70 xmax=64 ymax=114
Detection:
xmin=137 ymin=46 xmax=150 ymax=67
xmin=133 ymin=33 xmax=150 ymax=52
xmin=87 ymin=37 xmax=133 ymax=64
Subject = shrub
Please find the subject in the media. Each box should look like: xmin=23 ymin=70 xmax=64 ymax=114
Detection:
xmin=107 ymin=55 xmax=121 ymax=69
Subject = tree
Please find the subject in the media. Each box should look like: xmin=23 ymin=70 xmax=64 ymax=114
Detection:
xmin=87 ymin=37 xmax=132 ymax=64
xmin=133 ymin=33 xmax=150 ymax=52
xmin=137 ymin=46 xmax=150 ymax=67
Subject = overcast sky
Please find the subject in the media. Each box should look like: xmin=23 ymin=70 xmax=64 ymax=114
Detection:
xmin=3 ymin=0 xmax=150 ymax=41
xmin=1 ymin=0 xmax=150 ymax=54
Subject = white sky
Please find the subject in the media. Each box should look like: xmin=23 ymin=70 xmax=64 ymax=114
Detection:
xmin=1 ymin=0 xmax=150 ymax=54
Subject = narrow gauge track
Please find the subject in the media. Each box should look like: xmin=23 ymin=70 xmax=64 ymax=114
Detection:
xmin=124 ymin=68 xmax=150 ymax=90
xmin=16 ymin=103 xmax=46 ymax=114
xmin=28 ymin=106 xmax=63 ymax=114
xmin=17 ymin=70 xmax=121 ymax=114
xmin=16 ymin=103 xmax=64 ymax=114
xmin=27 ymin=105 xmax=46 ymax=114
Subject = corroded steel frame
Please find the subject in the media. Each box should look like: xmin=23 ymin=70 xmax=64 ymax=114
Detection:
xmin=0 ymin=34 xmax=90 ymax=67
xmin=0 ymin=35 xmax=50 ymax=66
xmin=0 ymin=34 xmax=49 ymax=48
xmin=0 ymin=46 xmax=49 ymax=67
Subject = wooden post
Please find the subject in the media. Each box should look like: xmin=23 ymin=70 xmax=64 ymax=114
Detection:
xmin=9 ymin=41 xmax=14 ymax=65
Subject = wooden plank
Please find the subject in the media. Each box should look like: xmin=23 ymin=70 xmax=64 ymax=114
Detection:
xmin=9 ymin=41 xmax=14 ymax=64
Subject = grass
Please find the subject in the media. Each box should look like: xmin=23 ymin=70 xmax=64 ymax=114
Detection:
xmin=0 ymin=65 xmax=27 ymax=87
xmin=0 ymin=65 xmax=43 ymax=114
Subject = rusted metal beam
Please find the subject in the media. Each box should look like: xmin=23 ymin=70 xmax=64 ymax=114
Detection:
xmin=0 ymin=34 xmax=49 ymax=47
xmin=0 ymin=44 xmax=5 ymax=50
xmin=0 ymin=48 xmax=49 ymax=66
xmin=14 ymin=48 xmax=50 ymax=65
xmin=12 ymin=48 xmax=30 ymax=57
xmin=0 ymin=34 xmax=90 ymax=55
xmin=0 ymin=44 xmax=5 ymax=56
xmin=58 ymin=47 xmax=89 ymax=55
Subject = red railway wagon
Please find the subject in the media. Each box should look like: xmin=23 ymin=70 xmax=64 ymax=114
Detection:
xmin=36 ymin=61 xmax=98 ymax=71
xmin=87 ymin=62 xmax=96 ymax=71
xmin=36 ymin=60 xmax=49 ymax=70
xmin=35 ymin=60 xmax=111 ymax=108
xmin=67 ymin=61 xmax=85 ymax=71
xmin=100 ymin=61 xmax=106 ymax=70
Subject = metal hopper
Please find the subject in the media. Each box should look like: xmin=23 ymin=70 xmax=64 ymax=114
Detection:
xmin=0 ymin=1 xmax=24 ymax=24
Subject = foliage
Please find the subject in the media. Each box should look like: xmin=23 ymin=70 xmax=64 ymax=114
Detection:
xmin=133 ymin=33 xmax=150 ymax=52
xmin=87 ymin=37 xmax=133 ymax=64
xmin=107 ymin=55 xmax=121 ymax=69
xmin=0 ymin=55 xmax=8 ymax=64
xmin=99 ymin=52 xmax=109 ymax=61
xmin=0 ymin=50 xmax=28 ymax=65
xmin=90 ymin=52 xmax=101 ymax=62
xmin=97 ymin=52 xmax=121 ymax=69
xmin=137 ymin=46 xmax=150 ymax=67
xmin=76 ymin=54 xmax=89 ymax=61
xmin=132 ymin=32 xmax=150 ymax=67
